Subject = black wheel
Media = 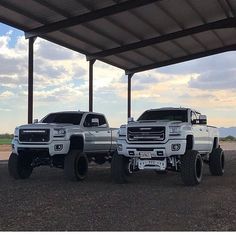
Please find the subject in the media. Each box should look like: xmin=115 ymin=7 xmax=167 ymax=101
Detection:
xmin=209 ymin=147 xmax=224 ymax=176
xmin=180 ymin=150 xmax=203 ymax=186
xmin=111 ymin=151 xmax=130 ymax=183
xmin=64 ymin=150 xmax=88 ymax=181
xmin=8 ymin=152 xmax=33 ymax=179
xmin=124 ymin=159 xmax=133 ymax=176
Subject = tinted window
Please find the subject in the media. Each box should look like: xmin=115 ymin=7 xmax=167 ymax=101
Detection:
xmin=191 ymin=111 xmax=198 ymax=123
xmin=41 ymin=113 xmax=83 ymax=125
xmin=191 ymin=111 xmax=202 ymax=124
xmin=84 ymin=114 xmax=107 ymax=127
xmin=138 ymin=110 xmax=188 ymax=122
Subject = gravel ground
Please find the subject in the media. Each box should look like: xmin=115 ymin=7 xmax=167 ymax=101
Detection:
xmin=0 ymin=150 xmax=236 ymax=231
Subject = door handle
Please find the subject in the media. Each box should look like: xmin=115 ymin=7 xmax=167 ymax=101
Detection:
xmin=199 ymin=129 xmax=202 ymax=131
xmin=107 ymin=130 xmax=111 ymax=133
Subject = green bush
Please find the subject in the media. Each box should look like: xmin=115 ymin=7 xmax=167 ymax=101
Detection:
xmin=0 ymin=138 xmax=12 ymax=145
xmin=0 ymin=133 xmax=14 ymax=139
xmin=0 ymin=133 xmax=13 ymax=145
xmin=220 ymin=135 xmax=236 ymax=141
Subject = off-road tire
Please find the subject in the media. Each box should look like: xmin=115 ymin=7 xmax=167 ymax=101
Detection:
xmin=8 ymin=152 xmax=33 ymax=179
xmin=209 ymin=147 xmax=224 ymax=176
xmin=180 ymin=150 xmax=203 ymax=186
xmin=64 ymin=150 xmax=88 ymax=181
xmin=111 ymin=151 xmax=129 ymax=183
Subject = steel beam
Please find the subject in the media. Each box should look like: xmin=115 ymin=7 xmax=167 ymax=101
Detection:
xmin=126 ymin=44 xmax=236 ymax=74
xmin=88 ymin=17 xmax=236 ymax=59
xmin=89 ymin=59 xmax=96 ymax=112
xmin=127 ymin=73 xmax=134 ymax=118
xmin=25 ymin=0 xmax=160 ymax=38
xmin=28 ymin=37 xmax=36 ymax=124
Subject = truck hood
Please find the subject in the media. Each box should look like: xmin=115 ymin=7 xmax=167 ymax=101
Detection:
xmin=17 ymin=123 xmax=79 ymax=129
xmin=127 ymin=120 xmax=183 ymax=127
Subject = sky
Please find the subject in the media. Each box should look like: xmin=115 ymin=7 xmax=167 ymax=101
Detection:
xmin=0 ymin=23 xmax=236 ymax=133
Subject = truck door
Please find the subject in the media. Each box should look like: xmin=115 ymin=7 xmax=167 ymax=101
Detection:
xmin=191 ymin=112 xmax=209 ymax=152
xmin=83 ymin=114 xmax=111 ymax=152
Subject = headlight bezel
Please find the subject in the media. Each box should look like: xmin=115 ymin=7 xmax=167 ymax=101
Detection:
xmin=169 ymin=126 xmax=181 ymax=136
xmin=118 ymin=125 xmax=126 ymax=137
xmin=53 ymin=128 xmax=66 ymax=137
xmin=14 ymin=127 xmax=19 ymax=137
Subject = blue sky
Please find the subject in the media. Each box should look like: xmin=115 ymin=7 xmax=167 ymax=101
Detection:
xmin=0 ymin=23 xmax=23 ymax=47
xmin=0 ymin=23 xmax=236 ymax=133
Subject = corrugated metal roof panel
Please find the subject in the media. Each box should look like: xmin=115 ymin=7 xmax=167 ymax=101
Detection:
xmin=0 ymin=0 xmax=236 ymax=73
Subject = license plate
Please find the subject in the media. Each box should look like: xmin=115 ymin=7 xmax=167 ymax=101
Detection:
xmin=138 ymin=160 xmax=166 ymax=170
xmin=140 ymin=152 xmax=152 ymax=159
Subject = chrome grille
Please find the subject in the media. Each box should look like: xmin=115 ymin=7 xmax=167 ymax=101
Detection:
xmin=128 ymin=126 xmax=165 ymax=142
xmin=19 ymin=129 xmax=50 ymax=143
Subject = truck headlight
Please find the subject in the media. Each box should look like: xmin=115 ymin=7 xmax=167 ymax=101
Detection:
xmin=14 ymin=127 xmax=19 ymax=138
xmin=169 ymin=126 xmax=181 ymax=136
xmin=118 ymin=125 xmax=126 ymax=137
xmin=53 ymin=128 xmax=66 ymax=137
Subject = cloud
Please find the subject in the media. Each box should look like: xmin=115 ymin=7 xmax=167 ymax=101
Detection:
xmin=0 ymin=108 xmax=11 ymax=112
xmin=0 ymin=53 xmax=26 ymax=75
xmin=157 ymin=52 xmax=236 ymax=75
xmin=178 ymin=93 xmax=217 ymax=100
xmin=0 ymin=75 xmax=19 ymax=84
xmin=189 ymin=69 xmax=236 ymax=90
xmin=36 ymin=61 xmax=67 ymax=78
xmin=36 ymin=39 xmax=81 ymax=60
xmin=135 ymin=74 xmax=159 ymax=84
xmin=0 ymin=90 xmax=14 ymax=99
xmin=71 ymin=65 xmax=87 ymax=78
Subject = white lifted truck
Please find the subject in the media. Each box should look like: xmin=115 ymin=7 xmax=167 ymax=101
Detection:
xmin=111 ymin=107 xmax=225 ymax=186
xmin=9 ymin=111 xmax=118 ymax=181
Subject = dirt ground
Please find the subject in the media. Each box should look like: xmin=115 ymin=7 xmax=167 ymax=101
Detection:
xmin=219 ymin=141 xmax=236 ymax=150
xmin=0 ymin=150 xmax=235 ymax=231
xmin=0 ymin=145 xmax=11 ymax=152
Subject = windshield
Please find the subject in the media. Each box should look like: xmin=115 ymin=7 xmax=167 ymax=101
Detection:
xmin=41 ymin=113 xmax=83 ymax=125
xmin=138 ymin=110 xmax=188 ymax=122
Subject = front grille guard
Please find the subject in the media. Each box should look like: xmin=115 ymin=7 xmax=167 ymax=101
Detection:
xmin=127 ymin=127 xmax=165 ymax=142
xmin=19 ymin=129 xmax=50 ymax=143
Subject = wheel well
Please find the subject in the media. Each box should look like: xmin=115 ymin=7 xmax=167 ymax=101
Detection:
xmin=186 ymin=135 xmax=193 ymax=151
xmin=69 ymin=136 xmax=84 ymax=151
xmin=213 ymin=137 xmax=218 ymax=149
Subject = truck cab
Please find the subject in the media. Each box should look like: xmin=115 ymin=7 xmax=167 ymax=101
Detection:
xmin=9 ymin=111 xmax=118 ymax=181
xmin=111 ymin=107 xmax=224 ymax=186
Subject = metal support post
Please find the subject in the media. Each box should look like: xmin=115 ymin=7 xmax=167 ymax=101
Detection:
xmin=89 ymin=59 xmax=96 ymax=112
xmin=127 ymin=73 xmax=134 ymax=118
xmin=28 ymin=37 xmax=36 ymax=124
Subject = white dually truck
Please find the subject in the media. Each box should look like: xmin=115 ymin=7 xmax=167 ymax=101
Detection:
xmin=111 ymin=107 xmax=225 ymax=186
xmin=9 ymin=111 xmax=118 ymax=181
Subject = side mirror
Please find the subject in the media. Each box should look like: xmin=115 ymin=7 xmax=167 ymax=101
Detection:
xmin=91 ymin=118 xmax=99 ymax=127
xmin=199 ymin=115 xmax=207 ymax=125
xmin=33 ymin=119 xmax=39 ymax=124
xmin=128 ymin=117 xmax=134 ymax=123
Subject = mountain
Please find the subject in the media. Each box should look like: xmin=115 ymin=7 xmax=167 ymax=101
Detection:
xmin=219 ymin=127 xmax=236 ymax=138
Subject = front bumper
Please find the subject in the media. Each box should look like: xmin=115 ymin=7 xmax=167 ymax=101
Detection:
xmin=12 ymin=139 xmax=70 ymax=156
xmin=117 ymin=138 xmax=186 ymax=158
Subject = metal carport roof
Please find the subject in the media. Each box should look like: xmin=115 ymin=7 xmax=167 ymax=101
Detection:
xmin=0 ymin=0 xmax=236 ymax=120
xmin=1 ymin=0 xmax=236 ymax=74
